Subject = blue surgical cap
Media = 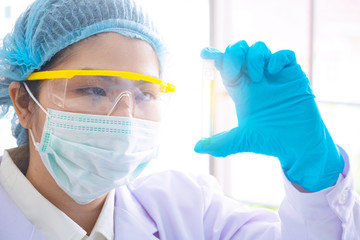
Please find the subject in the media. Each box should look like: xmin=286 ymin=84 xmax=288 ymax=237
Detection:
xmin=0 ymin=0 xmax=166 ymax=146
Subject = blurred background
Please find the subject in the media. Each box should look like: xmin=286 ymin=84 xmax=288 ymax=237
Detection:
xmin=0 ymin=0 xmax=359 ymax=208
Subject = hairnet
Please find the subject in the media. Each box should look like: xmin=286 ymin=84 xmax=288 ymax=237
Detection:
xmin=0 ymin=0 xmax=166 ymax=146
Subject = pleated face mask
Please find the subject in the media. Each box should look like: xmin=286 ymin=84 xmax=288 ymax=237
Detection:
xmin=24 ymin=83 xmax=160 ymax=204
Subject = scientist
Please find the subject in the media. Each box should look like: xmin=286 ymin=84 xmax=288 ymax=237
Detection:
xmin=0 ymin=0 xmax=358 ymax=239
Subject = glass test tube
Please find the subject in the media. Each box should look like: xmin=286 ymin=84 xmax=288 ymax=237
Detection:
xmin=201 ymin=59 xmax=215 ymax=139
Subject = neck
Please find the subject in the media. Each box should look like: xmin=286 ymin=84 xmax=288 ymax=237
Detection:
xmin=26 ymin=144 xmax=107 ymax=234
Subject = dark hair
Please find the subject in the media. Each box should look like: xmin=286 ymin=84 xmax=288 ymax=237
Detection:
xmin=13 ymin=46 xmax=74 ymax=174
xmin=13 ymin=44 xmax=76 ymax=174
xmin=21 ymin=35 xmax=98 ymax=98
xmin=21 ymin=46 xmax=71 ymax=98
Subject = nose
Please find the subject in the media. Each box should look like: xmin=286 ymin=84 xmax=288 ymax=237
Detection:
xmin=107 ymin=91 xmax=134 ymax=117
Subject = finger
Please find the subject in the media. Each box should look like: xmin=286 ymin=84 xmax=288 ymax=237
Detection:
xmin=246 ymin=41 xmax=272 ymax=83
xmin=194 ymin=127 xmax=246 ymax=157
xmin=221 ymin=40 xmax=249 ymax=86
xmin=268 ymin=50 xmax=297 ymax=75
xmin=201 ymin=47 xmax=224 ymax=70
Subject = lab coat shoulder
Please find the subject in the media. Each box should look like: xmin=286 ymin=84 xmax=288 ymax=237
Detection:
xmin=0 ymin=156 xmax=46 ymax=239
xmin=0 ymin=183 xmax=46 ymax=239
xmin=127 ymin=170 xmax=281 ymax=239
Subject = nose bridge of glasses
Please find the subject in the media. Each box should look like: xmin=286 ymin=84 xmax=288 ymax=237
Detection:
xmin=107 ymin=90 xmax=134 ymax=116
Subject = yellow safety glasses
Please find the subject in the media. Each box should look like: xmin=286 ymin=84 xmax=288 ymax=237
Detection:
xmin=25 ymin=70 xmax=175 ymax=119
xmin=26 ymin=70 xmax=175 ymax=93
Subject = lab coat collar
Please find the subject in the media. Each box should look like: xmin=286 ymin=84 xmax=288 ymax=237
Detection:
xmin=114 ymin=185 xmax=159 ymax=239
xmin=0 ymin=155 xmax=159 ymax=239
xmin=0 ymin=183 xmax=159 ymax=240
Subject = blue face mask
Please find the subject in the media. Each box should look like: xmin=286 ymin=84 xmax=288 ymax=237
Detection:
xmin=25 ymin=83 xmax=160 ymax=204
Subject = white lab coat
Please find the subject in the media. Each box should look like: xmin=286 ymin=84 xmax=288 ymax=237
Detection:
xmin=0 ymin=148 xmax=359 ymax=239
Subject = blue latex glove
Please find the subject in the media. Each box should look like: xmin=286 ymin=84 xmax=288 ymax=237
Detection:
xmin=194 ymin=41 xmax=344 ymax=192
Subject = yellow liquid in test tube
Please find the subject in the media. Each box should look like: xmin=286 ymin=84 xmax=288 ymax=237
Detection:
xmin=201 ymin=59 xmax=215 ymax=139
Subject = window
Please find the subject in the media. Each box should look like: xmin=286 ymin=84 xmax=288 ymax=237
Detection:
xmin=313 ymin=0 xmax=360 ymax=195
xmin=210 ymin=0 xmax=360 ymax=207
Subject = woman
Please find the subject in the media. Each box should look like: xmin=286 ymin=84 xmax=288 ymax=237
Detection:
xmin=0 ymin=0 xmax=358 ymax=239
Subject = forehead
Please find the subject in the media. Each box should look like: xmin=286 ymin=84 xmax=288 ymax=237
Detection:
xmin=49 ymin=32 xmax=160 ymax=78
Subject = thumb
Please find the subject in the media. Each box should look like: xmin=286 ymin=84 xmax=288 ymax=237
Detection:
xmin=194 ymin=127 xmax=248 ymax=157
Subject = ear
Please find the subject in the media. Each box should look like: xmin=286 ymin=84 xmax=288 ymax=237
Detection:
xmin=8 ymin=81 xmax=35 ymax=129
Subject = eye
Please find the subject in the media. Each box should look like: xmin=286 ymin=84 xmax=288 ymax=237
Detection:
xmin=76 ymin=87 xmax=106 ymax=96
xmin=135 ymin=91 xmax=156 ymax=102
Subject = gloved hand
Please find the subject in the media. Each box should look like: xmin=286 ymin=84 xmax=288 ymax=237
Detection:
xmin=194 ymin=41 xmax=344 ymax=192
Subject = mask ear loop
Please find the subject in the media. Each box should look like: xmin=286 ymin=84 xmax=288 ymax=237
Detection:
xmin=107 ymin=91 xmax=134 ymax=116
xmin=23 ymin=82 xmax=49 ymax=150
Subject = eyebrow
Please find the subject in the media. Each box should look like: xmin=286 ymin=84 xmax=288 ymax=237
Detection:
xmin=80 ymin=68 xmax=160 ymax=79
